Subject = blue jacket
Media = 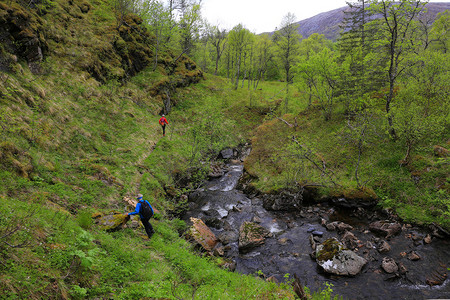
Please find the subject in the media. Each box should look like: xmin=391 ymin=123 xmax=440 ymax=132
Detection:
xmin=128 ymin=200 xmax=153 ymax=219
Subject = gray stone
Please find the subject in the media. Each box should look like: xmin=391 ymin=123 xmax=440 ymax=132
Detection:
xmin=315 ymin=238 xmax=367 ymax=276
xmin=423 ymin=234 xmax=432 ymax=244
xmin=342 ymin=231 xmax=358 ymax=249
xmin=369 ymin=221 xmax=402 ymax=238
xmin=312 ymin=231 xmax=324 ymax=237
xmin=381 ymin=257 xmax=398 ymax=274
xmin=220 ymin=148 xmax=234 ymax=159
xmin=336 ymin=222 xmax=354 ymax=232
xmin=218 ymin=231 xmax=238 ymax=245
xmin=408 ymin=251 xmax=421 ymax=261
xmin=377 ymin=240 xmax=391 ymax=253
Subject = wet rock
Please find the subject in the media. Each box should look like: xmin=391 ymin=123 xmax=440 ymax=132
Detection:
xmin=341 ymin=231 xmax=358 ymax=249
xmin=232 ymin=206 xmax=241 ymax=212
xmin=309 ymin=235 xmax=316 ymax=250
xmin=426 ymin=271 xmax=448 ymax=286
xmin=252 ymin=216 xmax=262 ymax=223
xmin=279 ymin=238 xmax=289 ymax=245
xmin=187 ymin=217 xmax=218 ymax=252
xmin=377 ymin=240 xmax=391 ymax=253
xmin=209 ymin=163 xmax=224 ymax=178
xmin=238 ymin=222 xmax=270 ymax=253
xmin=96 ymin=213 xmax=130 ymax=232
xmin=326 ymin=222 xmax=337 ymax=231
xmin=365 ymin=241 xmax=375 ymax=250
xmin=408 ymin=251 xmax=421 ymax=261
xmin=325 ymin=221 xmax=353 ymax=232
xmin=315 ymin=238 xmax=367 ymax=276
xmin=223 ymin=221 xmax=233 ymax=231
xmin=411 ymin=234 xmax=422 ymax=242
xmin=220 ymin=148 xmax=234 ymax=159
xmin=307 ymin=227 xmax=315 ymax=233
xmin=336 ymin=222 xmax=354 ymax=233
xmin=312 ymin=230 xmax=324 ymax=237
xmin=218 ymin=231 xmax=238 ymax=245
xmin=398 ymin=262 xmax=408 ymax=275
xmin=423 ymin=234 xmax=432 ymax=244
xmin=203 ymin=216 xmax=223 ymax=229
xmin=262 ymin=191 xmax=303 ymax=211
xmin=213 ymin=245 xmax=225 ymax=256
xmin=381 ymin=257 xmax=398 ymax=274
xmin=369 ymin=221 xmax=402 ymax=238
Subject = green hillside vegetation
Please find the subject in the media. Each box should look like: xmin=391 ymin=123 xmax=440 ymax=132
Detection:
xmin=0 ymin=0 xmax=302 ymax=299
xmin=0 ymin=0 xmax=448 ymax=299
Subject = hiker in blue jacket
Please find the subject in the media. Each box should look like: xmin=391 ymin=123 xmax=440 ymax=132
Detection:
xmin=127 ymin=194 xmax=154 ymax=239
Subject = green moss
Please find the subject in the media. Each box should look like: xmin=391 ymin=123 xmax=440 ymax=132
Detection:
xmin=316 ymin=238 xmax=343 ymax=262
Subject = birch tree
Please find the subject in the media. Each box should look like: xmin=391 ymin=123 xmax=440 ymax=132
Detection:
xmin=141 ymin=0 xmax=174 ymax=70
xmin=367 ymin=0 xmax=428 ymax=139
xmin=228 ymin=24 xmax=253 ymax=90
xmin=273 ymin=13 xmax=301 ymax=113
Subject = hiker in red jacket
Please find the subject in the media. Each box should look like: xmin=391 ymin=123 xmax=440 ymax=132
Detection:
xmin=159 ymin=114 xmax=169 ymax=137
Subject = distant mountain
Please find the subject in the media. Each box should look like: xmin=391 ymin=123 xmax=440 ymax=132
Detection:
xmin=264 ymin=3 xmax=450 ymax=41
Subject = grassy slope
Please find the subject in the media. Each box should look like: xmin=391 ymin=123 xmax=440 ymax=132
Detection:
xmin=0 ymin=1 xmax=302 ymax=299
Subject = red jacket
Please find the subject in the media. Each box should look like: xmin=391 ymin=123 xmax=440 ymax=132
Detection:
xmin=159 ymin=116 xmax=168 ymax=125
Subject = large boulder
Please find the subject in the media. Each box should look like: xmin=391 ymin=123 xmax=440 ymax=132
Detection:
xmin=238 ymin=221 xmax=270 ymax=253
xmin=187 ymin=217 xmax=218 ymax=252
xmin=369 ymin=221 xmax=402 ymax=238
xmin=315 ymin=238 xmax=367 ymax=276
xmin=95 ymin=213 xmax=130 ymax=232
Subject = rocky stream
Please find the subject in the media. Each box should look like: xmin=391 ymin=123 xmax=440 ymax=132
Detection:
xmin=183 ymin=148 xmax=450 ymax=300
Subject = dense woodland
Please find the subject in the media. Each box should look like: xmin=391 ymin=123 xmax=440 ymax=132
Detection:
xmin=0 ymin=0 xmax=449 ymax=298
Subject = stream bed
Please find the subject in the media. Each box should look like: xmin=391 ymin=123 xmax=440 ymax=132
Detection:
xmin=183 ymin=158 xmax=450 ymax=300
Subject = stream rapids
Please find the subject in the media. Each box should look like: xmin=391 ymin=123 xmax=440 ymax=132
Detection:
xmin=183 ymin=153 xmax=450 ymax=300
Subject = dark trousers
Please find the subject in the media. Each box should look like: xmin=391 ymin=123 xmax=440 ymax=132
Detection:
xmin=141 ymin=218 xmax=154 ymax=238
xmin=161 ymin=124 xmax=166 ymax=136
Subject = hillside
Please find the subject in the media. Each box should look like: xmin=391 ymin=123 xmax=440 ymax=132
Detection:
xmin=0 ymin=1 xmax=299 ymax=298
xmin=263 ymin=2 xmax=450 ymax=40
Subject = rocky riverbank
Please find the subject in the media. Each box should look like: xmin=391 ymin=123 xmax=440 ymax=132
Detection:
xmin=183 ymin=148 xmax=450 ymax=299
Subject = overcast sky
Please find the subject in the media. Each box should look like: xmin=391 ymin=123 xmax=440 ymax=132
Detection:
xmin=201 ymin=0 xmax=450 ymax=34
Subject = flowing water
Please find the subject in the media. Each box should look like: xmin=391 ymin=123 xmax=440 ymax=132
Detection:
xmin=184 ymin=160 xmax=450 ymax=300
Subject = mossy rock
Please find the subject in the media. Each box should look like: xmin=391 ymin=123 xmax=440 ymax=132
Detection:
xmin=315 ymin=238 xmax=367 ymax=276
xmin=238 ymin=221 xmax=270 ymax=253
xmin=316 ymin=238 xmax=343 ymax=261
xmin=96 ymin=213 xmax=130 ymax=232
